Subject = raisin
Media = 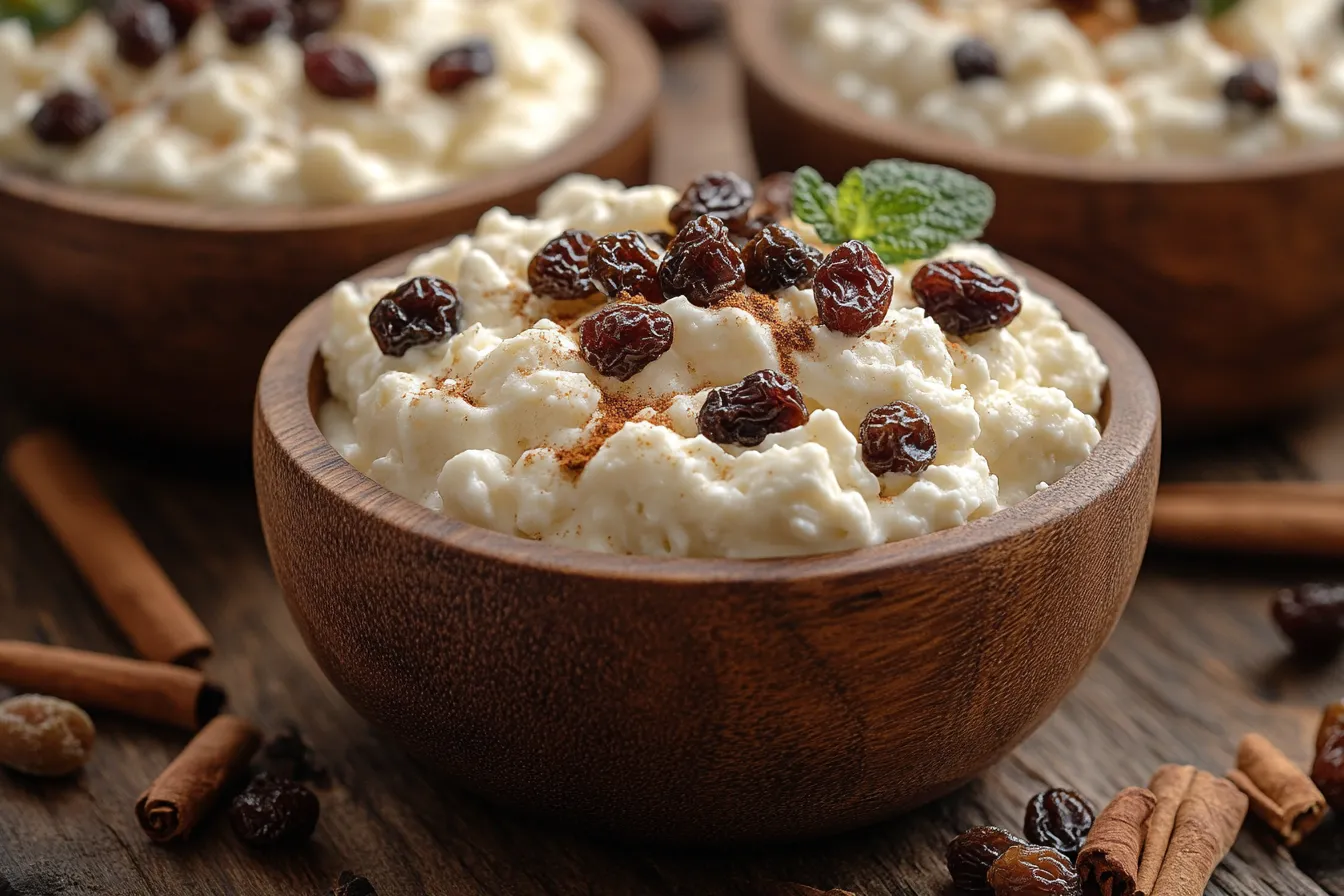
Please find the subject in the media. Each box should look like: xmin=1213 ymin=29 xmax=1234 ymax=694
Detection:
xmin=230 ymin=774 xmax=320 ymax=848
xmin=1132 ymin=0 xmax=1192 ymax=24
xmin=813 ymin=240 xmax=894 ymax=336
xmin=1273 ymin=584 xmax=1344 ymax=658
xmin=529 ymin=230 xmax=596 ymax=300
xmin=741 ymin=215 xmax=776 ymax=242
xmin=670 ymin=171 xmax=755 ymax=233
xmin=912 ymin=259 xmax=1022 ymax=337
xmin=1313 ymin=727 xmax=1344 ymax=813
xmin=327 ymin=872 xmax=377 ymax=896
xmin=156 ymin=0 xmax=209 ymax=40
xmin=743 ymin=223 xmax=822 ymax=294
xmin=860 ymin=401 xmax=937 ymax=477
xmin=698 ymin=369 xmax=808 ymax=447
xmin=0 ymin=694 xmax=95 ymax=777
xmin=368 ymin=276 xmax=462 ymax=357
xmin=1224 ymin=60 xmax=1279 ymax=111
xmin=987 ymin=844 xmax=1081 ymax=896
xmin=621 ymin=0 xmax=721 ymax=45
xmin=953 ymin=38 xmax=1000 ymax=82
xmin=645 ymin=231 xmax=674 ymax=250
xmin=659 ymin=215 xmax=746 ymax=307
xmin=427 ymin=39 xmax=494 ymax=94
xmin=580 ymin=303 xmax=674 ymax=381
xmin=589 ymin=230 xmax=662 ymax=302
xmin=108 ymin=0 xmax=173 ymax=68
xmin=29 ymin=90 xmax=109 ymax=146
xmin=262 ymin=724 xmax=329 ymax=787
xmin=947 ymin=826 xmax=1026 ymax=893
xmin=304 ymin=43 xmax=378 ymax=100
xmin=217 ymin=0 xmax=286 ymax=45
xmin=289 ymin=0 xmax=343 ymax=40
xmin=1024 ymin=790 xmax=1095 ymax=862
xmin=1319 ymin=700 xmax=1344 ymax=754
xmin=755 ymin=171 xmax=795 ymax=221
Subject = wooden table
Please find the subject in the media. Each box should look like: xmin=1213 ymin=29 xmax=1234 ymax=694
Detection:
xmin=4 ymin=33 xmax=1344 ymax=896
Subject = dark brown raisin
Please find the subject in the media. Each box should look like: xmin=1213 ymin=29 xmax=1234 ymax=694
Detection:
xmin=29 ymin=90 xmax=110 ymax=146
xmin=1132 ymin=0 xmax=1192 ymax=24
xmin=1224 ymin=60 xmax=1279 ymax=111
xmin=947 ymin=826 xmax=1026 ymax=893
xmin=1273 ymin=584 xmax=1344 ymax=658
xmin=229 ymin=774 xmax=319 ymax=848
xmin=368 ymin=276 xmax=462 ymax=357
xmin=987 ymin=844 xmax=1081 ymax=896
xmin=289 ymin=0 xmax=343 ymax=40
xmin=741 ymin=215 xmax=776 ymax=242
xmin=621 ymin=0 xmax=721 ymax=44
xmin=813 ymin=240 xmax=894 ymax=336
xmin=1320 ymin=700 xmax=1344 ymax=754
xmin=589 ymin=230 xmax=662 ymax=302
xmin=1024 ymin=790 xmax=1095 ymax=862
xmin=860 ymin=401 xmax=937 ymax=477
xmin=953 ymin=38 xmax=1000 ymax=82
xmin=529 ymin=230 xmax=596 ymax=299
xmin=427 ymin=39 xmax=494 ymax=94
xmin=698 ymin=369 xmax=808 ymax=447
xmin=108 ymin=0 xmax=173 ymax=67
xmin=1313 ymin=722 xmax=1344 ymax=813
xmin=327 ymin=872 xmax=377 ymax=896
xmin=912 ymin=259 xmax=1022 ymax=337
xmin=743 ymin=223 xmax=822 ymax=294
xmin=580 ymin=303 xmax=674 ymax=381
xmin=659 ymin=215 xmax=746 ymax=307
xmin=645 ymin=231 xmax=674 ymax=250
xmin=670 ymin=171 xmax=755 ymax=233
xmin=304 ymin=43 xmax=378 ymax=100
xmin=154 ymin=0 xmax=209 ymax=40
xmin=217 ymin=0 xmax=286 ymax=45
xmin=262 ymin=724 xmax=329 ymax=787
xmin=755 ymin=171 xmax=795 ymax=221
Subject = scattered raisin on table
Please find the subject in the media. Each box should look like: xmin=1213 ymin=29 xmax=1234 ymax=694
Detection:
xmin=813 ymin=240 xmax=894 ymax=336
xmin=304 ymin=43 xmax=378 ymax=100
xmin=1273 ymin=584 xmax=1344 ymax=658
xmin=529 ymin=229 xmax=597 ymax=299
xmin=946 ymin=826 xmax=1026 ymax=893
xmin=952 ymin=38 xmax=1000 ymax=83
xmin=108 ymin=0 xmax=174 ymax=68
xmin=230 ymin=773 xmax=320 ymax=848
xmin=157 ymin=0 xmax=209 ymax=40
xmin=289 ymin=0 xmax=343 ymax=40
xmin=911 ymin=259 xmax=1022 ymax=337
xmin=670 ymin=172 xmax=755 ymax=233
xmin=29 ymin=90 xmax=110 ymax=146
xmin=1132 ymin=0 xmax=1193 ymax=25
xmin=743 ymin=223 xmax=822 ymax=294
xmin=659 ymin=215 xmax=746 ymax=307
xmin=698 ymin=369 xmax=808 ymax=448
xmin=860 ymin=401 xmax=937 ymax=477
xmin=755 ymin=171 xmax=796 ymax=221
xmin=1024 ymin=789 xmax=1095 ymax=862
xmin=987 ymin=844 xmax=1081 ymax=896
xmin=0 ymin=694 xmax=95 ymax=777
xmin=218 ymin=0 xmax=287 ymax=46
xmin=327 ymin=872 xmax=377 ymax=896
xmin=580 ymin=303 xmax=674 ymax=382
xmin=1224 ymin=60 xmax=1280 ymax=111
xmin=368 ymin=276 xmax=462 ymax=357
xmin=589 ymin=230 xmax=662 ymax=302
xmin=263 ymin=724 xmax=329 ymax=786
xmin=427 ymin=39 xmax=495 ymax=94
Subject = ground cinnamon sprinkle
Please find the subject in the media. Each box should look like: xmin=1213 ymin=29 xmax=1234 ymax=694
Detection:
xmin=715 ymin=291 xmax=816 ymax=379
xmin=427 ymin=377 xmax=480 ymax=407
xmin=551 ymin=391 xmax=680 ymax=475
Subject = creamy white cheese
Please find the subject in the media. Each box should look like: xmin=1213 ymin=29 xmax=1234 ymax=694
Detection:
xmin=319 ymin=176 xmax=1108 ymax=559
xmin=790 ymin=0 xmax=1344 ymax=158
xmin=0 ymin=0 xmax=601 ymax=203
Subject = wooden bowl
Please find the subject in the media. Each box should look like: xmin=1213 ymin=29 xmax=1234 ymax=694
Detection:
xmin=731 ymin=0 xmax=1344 ymax=435
xmin=0 ymin=0 xmax=657 ymax=446
xmin=252 ymin=247 xmax=1160 ymax=845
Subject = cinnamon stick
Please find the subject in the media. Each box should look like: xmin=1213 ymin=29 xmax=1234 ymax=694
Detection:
xmin=1150 ymin=484 xmax=1344 ymax=558
xmin=0 ymin=641 xmax=224 ymax=730
xmin=1135 ymin=764 xmax=1198 ymax=895
xmin=1146 ymin=770 xmax=1248 ymax=896
xmin=1227 ymin=733 xmax=1326 ymax=846
xmin=1077 ymin=787 xmax=1156 ymax=896
xmin=136 ymin=714 xmax=261 ymax=843
xmin=4 ymin=431 xmax=213 ymax=664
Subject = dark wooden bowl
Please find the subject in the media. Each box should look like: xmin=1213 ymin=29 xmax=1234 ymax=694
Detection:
xmin=730 ymin=0 xmax=1344 ymax=435
xmin=252 ymin=248 xmax=1161 ymax=845
xmin=0 ymin=0 xmax=657 ymax=446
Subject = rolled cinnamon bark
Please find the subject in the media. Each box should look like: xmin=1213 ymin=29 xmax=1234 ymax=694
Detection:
xmin=4 ymin=430 xmax=213 ymax=665
xmin=1227 ymin=733 xmax=1326 ymax=846
xmin=0 ymin=641 xmax=224 ymax=730
xmin=136 ymin=714 xmax=261 ymax=843
xmin=1147 ymin=772 xmax=1248 ymax=896
xmin=1077 ymin=787 xmax=1157 ymax=896
xmin=1135 ymin=764 xmax=1198 ymax=895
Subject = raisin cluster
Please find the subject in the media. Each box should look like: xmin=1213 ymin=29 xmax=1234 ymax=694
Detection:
xmin=946 ymin=788 xmax=1095 ymax=894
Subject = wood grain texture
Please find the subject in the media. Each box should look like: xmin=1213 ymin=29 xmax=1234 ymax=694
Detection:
xmin=729 ymin=0 xmax=1344 ymax=436
xmin=0 ymin=0 xmax=659 ymax=447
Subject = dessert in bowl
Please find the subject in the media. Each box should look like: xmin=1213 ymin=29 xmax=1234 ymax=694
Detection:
xmin=732 ymin=0 xmax=1344 ymax=432
xmin=254 ymin=165 xmax=1160 ymax=842
xmin=0 ymin=0 xmax=657 ymax=442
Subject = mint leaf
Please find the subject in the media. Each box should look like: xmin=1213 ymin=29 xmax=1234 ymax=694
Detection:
xmin=1204 ymin=0 xmax=1242 ymax=17
xmin=835 ymin=168 xmax=869 ymax=239
xmin=792 ymin=167 xmax=845 ymax=244
xmin=0 ymin=0 xmax=87 ymax=33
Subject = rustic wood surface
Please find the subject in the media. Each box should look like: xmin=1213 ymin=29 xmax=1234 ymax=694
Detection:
xmin=3 ymin=29 xmax=1344 ymax=896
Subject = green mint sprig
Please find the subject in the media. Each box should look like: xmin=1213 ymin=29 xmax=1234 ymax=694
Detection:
xmin=792 ymin=159 xmax=995 ymax=265
xmin=1204 ymin=0 xmax=1243 ymax=17
xmin=0 ymin=0 xmax=87 ymax=34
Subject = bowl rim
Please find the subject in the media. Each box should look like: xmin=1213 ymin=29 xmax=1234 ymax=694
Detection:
xmin=255 ymin=245 xmax=1160 ymax=584
xmin=0 ymin=0 xmax=658 ymax=233
xmin=729 ymin=0 xmax=1344 ymax=185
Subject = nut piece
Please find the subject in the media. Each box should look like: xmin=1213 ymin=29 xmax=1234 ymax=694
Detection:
xmin=0 ymin=694 xmax=95 ymax=777
xmin=987 ymin=844 xmax=1080 ymax=896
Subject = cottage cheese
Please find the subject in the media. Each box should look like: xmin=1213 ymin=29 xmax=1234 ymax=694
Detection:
xmin=791 ymin=0 xmax=1344 ymax=158
xmin=319 ymin=176 xmax=1108 ymax=559
xmin=0 ymin=0 xmax=601 ymax=203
